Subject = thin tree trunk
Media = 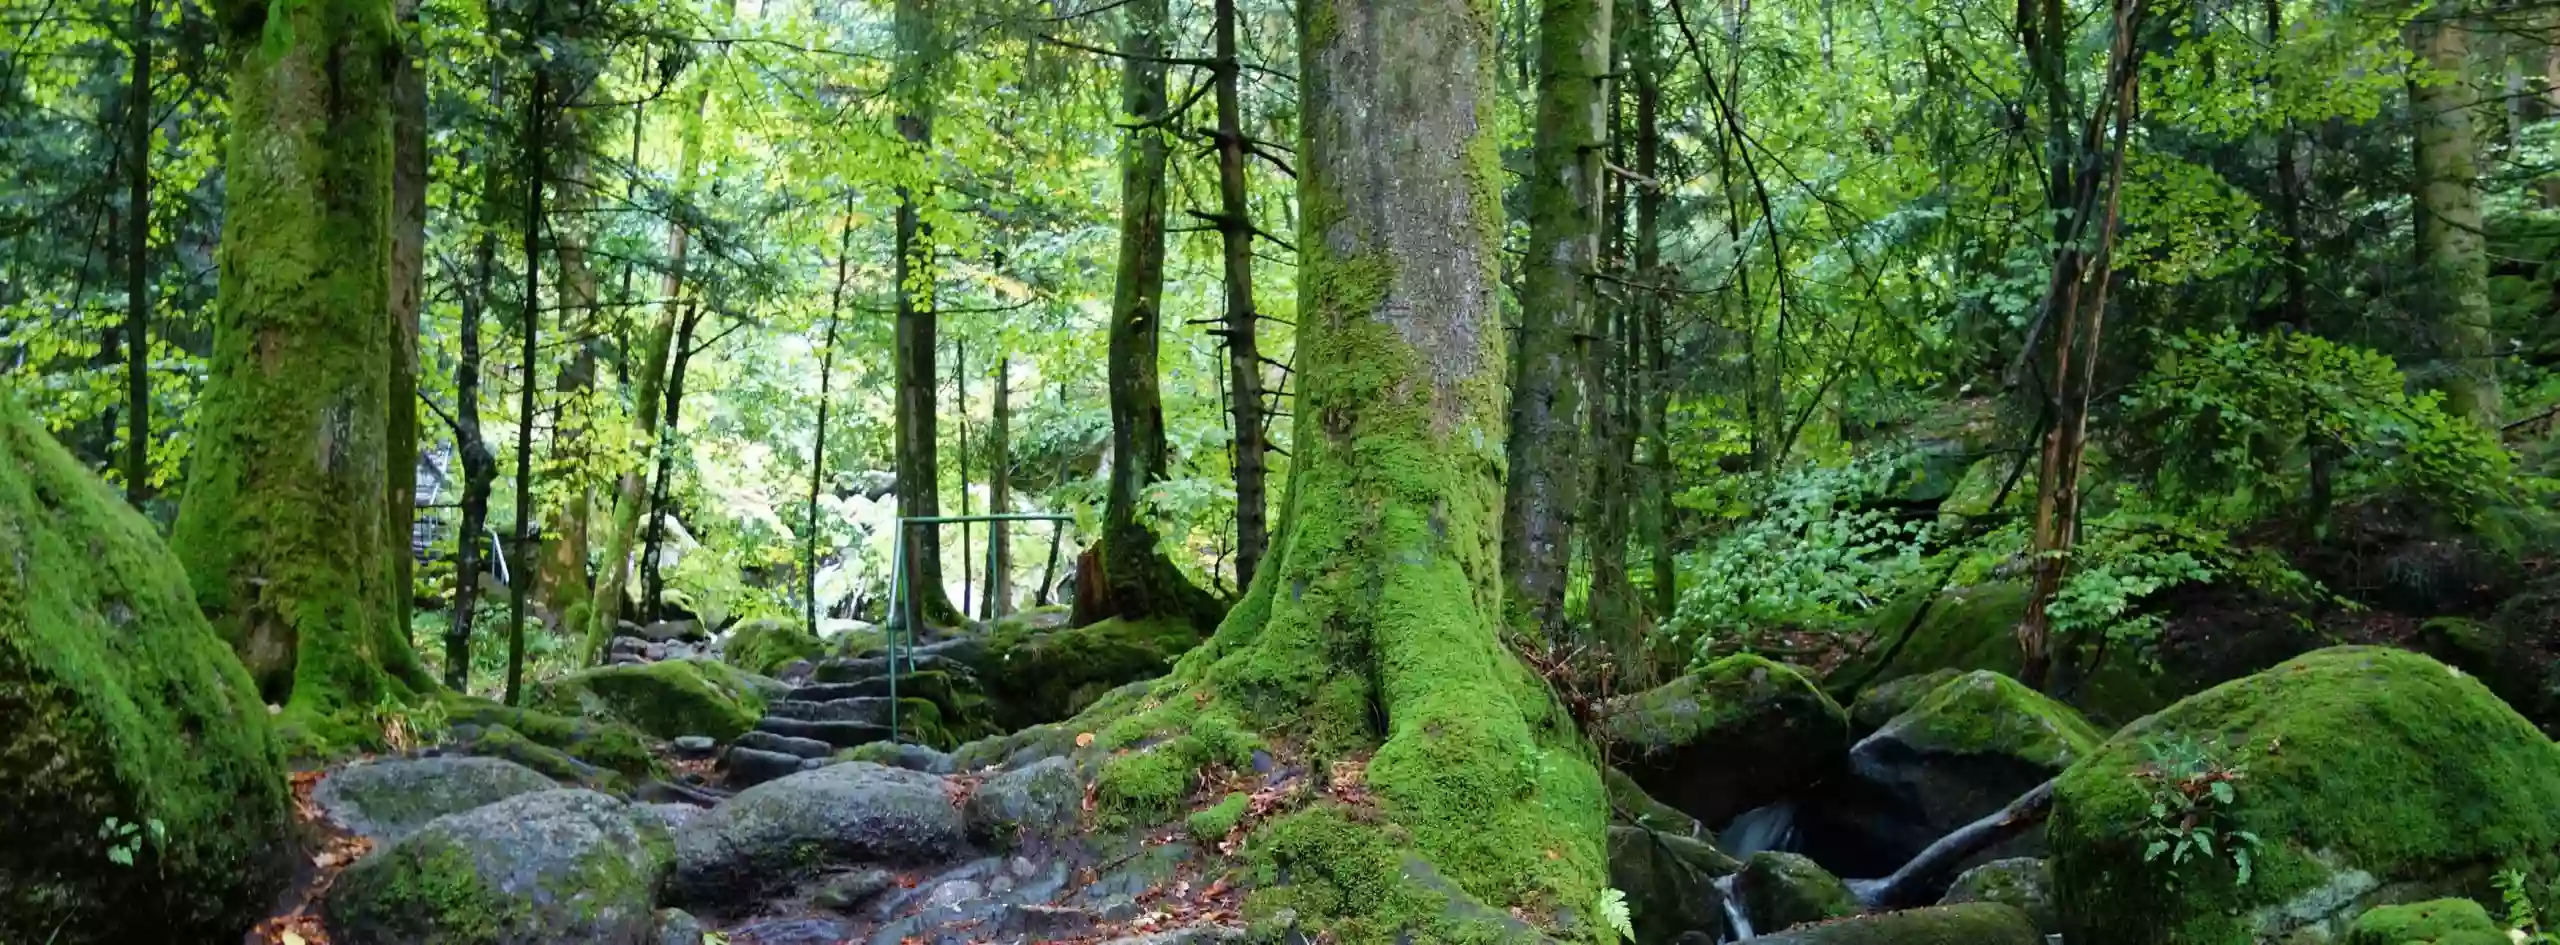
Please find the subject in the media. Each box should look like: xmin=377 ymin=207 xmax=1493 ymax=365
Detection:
xmin=1634 ymin=0 xmax=1674 ymax=625
xmin=2412 ymin=0 xmax=2499 ymax=425
xmin=175 ymin=0 xmax=431 ymax=721
xmin=2267 ymin=0 xmax=2306 ymax=330
xmin=1504 ymin=0 xmax=1611 ymax=639
xmin=957 ymin=335 xmax=972 ymax=619
xmin=1211 ymin=0 xmax=1267 ymax=590
xmin=892 ymin=0 xmax=961 ymax=629
xmin=808 ymin=200 xmax=854 ymax=635
xmin=984 ymin=356 xmax=1013 ymax=617
xmin=390 ymin=0 xmax=426 ymax=639
xmin=1085 ymin=0 xmax=1221 ymax=630
xmin=541 ymin=134 xmax=601 ymax=625
xmin=122 ymin=0 xmax=150 ymax=506
xmin=449 ymin=65 xmax=506 ymax=693
xmin=642 ymin=304 xmax=701 ymax=620
xmin=506 ymin=48 xmax=549 ymax=707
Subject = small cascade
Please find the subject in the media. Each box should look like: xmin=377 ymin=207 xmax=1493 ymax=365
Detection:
xmin=1718 ymin=800 xmax=1798 ymax=860
xmin=1713 ymin=873 xmax=1753 ymax=943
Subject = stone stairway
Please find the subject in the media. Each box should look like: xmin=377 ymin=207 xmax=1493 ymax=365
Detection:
xmin=719 ymin=636 xmax=986 ymax=788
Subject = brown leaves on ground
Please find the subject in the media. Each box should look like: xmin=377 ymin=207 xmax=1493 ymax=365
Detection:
xmin=246 ymin=766 xmax=374 ymax=945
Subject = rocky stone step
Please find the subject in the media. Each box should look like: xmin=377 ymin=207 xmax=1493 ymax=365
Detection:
xmin=814 ymin=653 xmax=966 ymax=684
xmin=768 ymin=696 xmax=897 ymax=724
xmin=755 ymin=715 xmax=893 ymax=748
xmin=722 ymin=747 xmax=817 ymax=789
xmin=735 ymin=729 xmax=835 ymax=759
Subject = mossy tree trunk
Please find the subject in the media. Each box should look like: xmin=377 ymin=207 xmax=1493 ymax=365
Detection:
xmin=1083 ymin=0 xmax=1223 ymax=632
xmin=541 ymin=136 xmax=602 ymax=628
xmin=1211 ymin=0 xmax=1268 ymax=590
xmin=892 ymin=0 xmax=963 ymax=628
xmin=1503 ymin=0 xmax=1610 ymax=639
xmin=1084 ymin=0 xmax=1607 ymax=932
xmin=390 ymin=0 xmax=427 ymax=639
xmin=177 ymin=0 xmax=432 ymax=738
xmin=2411 ymin=2 xmax=2499 ymax=426
xmin=1632 ymin=0 xmax=1673 ymax=628
xmin=450 ymin=130 xmax=503 ymax=691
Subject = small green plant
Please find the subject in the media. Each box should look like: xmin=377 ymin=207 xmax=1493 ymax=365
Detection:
xmin=1595 ymin=886 xmax=1635 ymax=945
xmin=96 ymin=816 xmax=164 ymax=868
xmin=2498 ymin=868 xmax=2560 ymax=942
xmin=2133 ymin=734 xmax=2262 ymax=889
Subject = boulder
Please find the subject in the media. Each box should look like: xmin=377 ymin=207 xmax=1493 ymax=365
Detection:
xmin=637 ymin=619 xmax=706 ymax=643
xmin=1740 ymin=902 xmax=2043 ymax=945
xmin=532 ymin=658 xmax=771 ymax=741
xmin=670 ymin=761 xmax=965 ymax=904
xmin=721 ymin=747 xmax=816 ymax=789
xmin=964 ymin=756 xmax=1083 ymax=847
xmin=723 ymin=617 xmax=826 ymax=677
xmin=323 ymin=789 xmax=672 ymax=945
xmin=1605 ymin=765 xmax=1702 ymax=837
xmin=0 ymin=403 xmax=293 ymax=944
xmin=1848 ymin=670 xmax=2099 ymax=853
xmin=442 ymin=698 xmax=660 ymax=779
xmin=2348 ymin=899 xmax=2509 ymax=945
xmin=315 ymin=756 xmax=558 ymax=841
xmin=1937 ymin=857 xmax=2056 ymax=935
xmin=1846 ymin=668 xmax=1962 ymax=736
xmin=1608 ymin=826 xmax=1739 ymax=943
xmin=1604 ymin=654 xmax=1849 ymax=826
xmin=971 ymin=614 xmax=1204 ymax=731
xmin=652 ymin=909 xmax=707 ymax=945
xmin=1735 ymin=851 xmax=1859 ymax=933
xmin=2051 ymin=646 xmax=2560 ymax=945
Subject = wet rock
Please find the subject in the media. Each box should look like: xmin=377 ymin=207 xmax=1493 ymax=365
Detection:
xmin=323 ymin=790 xmax=671 ymax=945
xmin=734 ymin=729 xmax=834 ymax=759
xmin=1849 ymin=670 xmax=2098 ymax=858
xmin=672 ymin=734 xmax=718 ymax=757
xmin=1608 ymin=826 xmax=1740 ymax=944
xmin=812 ymin=867 xmax=900 ymax=912
xmin=721 ymin=746 xmax=817 ymax=789
xmin=315 ymin=756 xmax=558 ymax=842
xmin=1734 ymin=851 xmax=1858 ymax=934
xmin=1937 ymin=857 xmax=2054 ymax=935
xmin=964 ymin=756 xmax=1083 ymax=848
xmin=1741 ymin=903 xmax=2040 ymax=944
xmin=1604 ymin=654 xmax=1850 ymax=826
xmin=670 ymin=762 xmax=965 ymax=905
xmin=726 ymin=916 xmax=857 ymax=945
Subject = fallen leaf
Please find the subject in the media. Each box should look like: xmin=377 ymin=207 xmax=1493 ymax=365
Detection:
xmin=1076 ymin=731 xmax=1095 ymax=748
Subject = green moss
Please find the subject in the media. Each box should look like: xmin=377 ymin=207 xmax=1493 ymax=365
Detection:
xmin=442 ymin=696 xmax=660 ymax=780
xmin=531 ymin=658 xmax=766 ymax=741
xmin=1739 ymin=851 xmax=1860 ymax=933
xmin=323 ymin=834 xmax=514 ymax=945
xmin=1604 ymin=653 xmax=1841 ymax=749
xmin=1603 ymin=766 xmax=1699 ymax=836
xmin=1891 ymin=670 xmax=2102 ymax=767
xmin=1094 ymin=707 xmax=1261 ymax=827
xmin=976 ymin=614 xmax=1205 ymax=731
xmin=1848 ymin=667 xmax=1963 ymax=734
xmin=1744 ymin=903 xmax=2043 ymax=944
xmin=1835 ymin=583 xmax=2180 ymax=726
xmin=2348 ymin=899 xmax=2509 ymax=945
xmin=723 ymin=618 xmax=824 ymax=677
xmin=2051 ymin=646 xmax=2560 ymax=945
xmin=1243 ymin=808 xmax=1556 ymax=945
xmin=0 ymin=397 xmax=295 ymax=944
xmin=1190 ymin=792 xmax=1251 ymax=843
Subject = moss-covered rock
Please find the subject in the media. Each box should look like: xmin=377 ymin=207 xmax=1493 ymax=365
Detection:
xmin=723 ymin=618 xmax=825 ymax=677
xmin=2347 ymin=899 xmax=2509 ymax=945
xmin=1850 ymin=670 xmax=2100 ymax=850
xmin=1938 ymin=858 xmax=2056 ymax=935
xmin=1608 ymin=826 xmax=1740 ymax=944
xmin=1190 ymin=792 xmax=1251 ymax=844
xmin=2415 ymin=616 xmax=2560 ymax=733
xmin=451 ymin=724 xmax=627 ymax=793
xmin=532 ymin=659 xmax=770 ymax=741
xmin=1604 ymin=654 xmax=1849 ymax=826
xmin=0 ymin=399 xmax=293 ymax=944
xmin=964 ymin=755 xmax=1084 ymax=848
xmin=442 ymin=697 xmax=660 ymax=780
xmin=1736 ymin=851 xmax=1860 ymax=933
xmin=323 ymin=789 xmax=672 ymax=945
xmin=316 ymin=756 xmax=558 ymax=842
xmin=668 ymin=762 xmax=966 ymax=905
xmin=1847 ymin=668 xmax=1962 ymax=736
xmin=1742 ymin=902 xmax=2043 ymax=945
xmin=2051 ymin=646 xmax=2560 ymax=945
xmin=971 ymin=614 xmax=1205 ymax=731
xmin=1604 ymin=765 xmax=1702 ymax=837
xmin=1834 ymin=583 xmax=2188 ymax=726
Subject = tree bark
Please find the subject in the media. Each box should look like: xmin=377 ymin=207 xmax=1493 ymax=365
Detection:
xmin=1633 ymin=0 xmax=1673 ymax=626
xmin=893 ymin=0 xmax=962 ymax=628
xmin=957 ymin=336 xmax=973 ymax=617
xmin=642 ymin=304 xmax=702 ymax=620
xmin=1096 ymin=0 xmax=1609 ymax=923
xmin=808 ymin=200 xmax=855 ymax=636
xmin=2411 ymin=1 xmax=2499 ymax=425
xmin=122 ymin=0 xmax=151 ymax=506
xmin=176 ymin=0 xmax=432 ymax=728
xmin=1503 ymin=0 xmax=1610 ymax=639
xmin=984 ymin=355 xmax=1013 ymax=617
xmin=1083 ymin=0 xmax=1223 ymax=632
xmin=1211 ymin=0 xmax=1267 ymax=591
xmin=390 ymin=0 xmax=426 ymax=640
xmin=2266 ymin=0 xmax=2307 ymax=331
xmin=450 ymin=143 xmax=502 ymax=692
xmin=506 ymin=43 xmax=549 ymax=707
xmin=540 ymin=120 xmax=602 ymax=627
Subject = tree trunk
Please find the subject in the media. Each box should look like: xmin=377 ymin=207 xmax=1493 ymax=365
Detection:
xmin=809 ymin=201 xmax=854 ymax=636
xmin=506 ymin=48 xmax=549 ymax=707
xmin=449 ymin=63 xmax=506 ymax=693
xmin=2267 ymin=0 xmax=2307 ymax=330
xmin=1082 ymin=0 xmax=1223 ymax=631
xmin=176 ymin=0 xmax=431 ymax=731
xmin=893 ymin=0 xmax=961 ymax=629
xmin=1503 ymin=0 xmax=1610 ymax=638
xmin=589 ymin=1 xmax=731 ymax=659
xmin=389 ymin=0 xmax=426 ymax=640
xmin=1212 ymin=0 xmax=1267 ymax=591
xmin=2412 ymin=1 xmax=2499 ymax=425
xmin=957 ymin=336 xmax=973 ymax=618
xmin=1093 ymin=0 xmax=1608 ymax=925
xmin=1634 ymin=0 xmax=1673 ymax=625
xmin=984 ymin=356 xmax=1013 ymax=617
xmin=540 ymin=133 xmax=601 ymax=627
xmin=642 ymin=305 xmax=701 ymax=620
xmin=122 ymin=0 xmax=151 ymax=506
xmin=1588 ymin=45 xmax=1637 ymax=653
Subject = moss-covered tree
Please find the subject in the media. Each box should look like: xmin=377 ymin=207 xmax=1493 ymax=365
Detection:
xmin=1081 ymin=0 xmax=1225 ymax=632
xmin=1070 ymin=0 xmax=1608 ymax=933
xmin=174 ymin=0 xmax=432 ymax=743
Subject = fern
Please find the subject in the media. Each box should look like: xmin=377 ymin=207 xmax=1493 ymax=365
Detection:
xmin=1596 ymin=886 xmax=1635 ymax=945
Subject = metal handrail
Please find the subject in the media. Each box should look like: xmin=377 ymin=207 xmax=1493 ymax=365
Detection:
xmin=882 ymin=513 xmax=1075 ymax=745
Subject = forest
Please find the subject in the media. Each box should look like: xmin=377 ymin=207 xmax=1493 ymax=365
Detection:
xmin=7 ymin=0 xmax=2560 ymax=940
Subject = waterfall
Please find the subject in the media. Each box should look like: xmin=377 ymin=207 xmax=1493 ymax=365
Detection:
xmin=1713 ymin=873 xmax=1753 ymax=943
xmin=1717 ymin=800 xmax=1798 ymax=860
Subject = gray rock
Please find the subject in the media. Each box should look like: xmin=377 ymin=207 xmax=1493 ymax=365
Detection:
xmin=964 ymin=756 xmax=1082 ymax=848
xmin=728 ymin=916 xmax=856 ymax=945
xmin=1739 ymin=903 xmax=2040 ymax=945
xmin=769 ymin=696 xmax=897 ymax=724
xmin=672 ymin=735 xmax=718 ymax=758
xmin=1734 ymin=851 xmax=1858 ymax=935
xmin=859 ymin=741 xmax=958 ymax=775
xmin=637 ymin=802 xmax=703 ymax=834
xmin=1938 ymin=857 xmax=2056 ymax=935
xmin=653 ymin=908 xmax=705 ymax=945
xmin=756 ymin=714 xmax=892 ymax=747
xmin=1099 ymin=927 xmax=1246 ymax=945
xmin=610 ymin=635 xmax=652 ymax=658
xmin=918 ymin=878 xmax=985 ymax=912
xmin=723 ymin=746 xmax=814 ymax=789
xmin=1848 ymin=671 xmax=2098 ymax=859
xmin=1607 ymin=826 xmax=1739 ymax=944
xmin=813 ymin=867 xmax=900 ymax=912
xmin=671 ymin=762 xmax=965 ymax=904
xmin=315 ymin=756 xmax=558 ymax=842
xmin=639 ymin=619 xmax=705 ymax=643
xmin=323 ymin=790 xmax=671 ymax=945
xmin=735 ymin=729 xmax=834 ymax=759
